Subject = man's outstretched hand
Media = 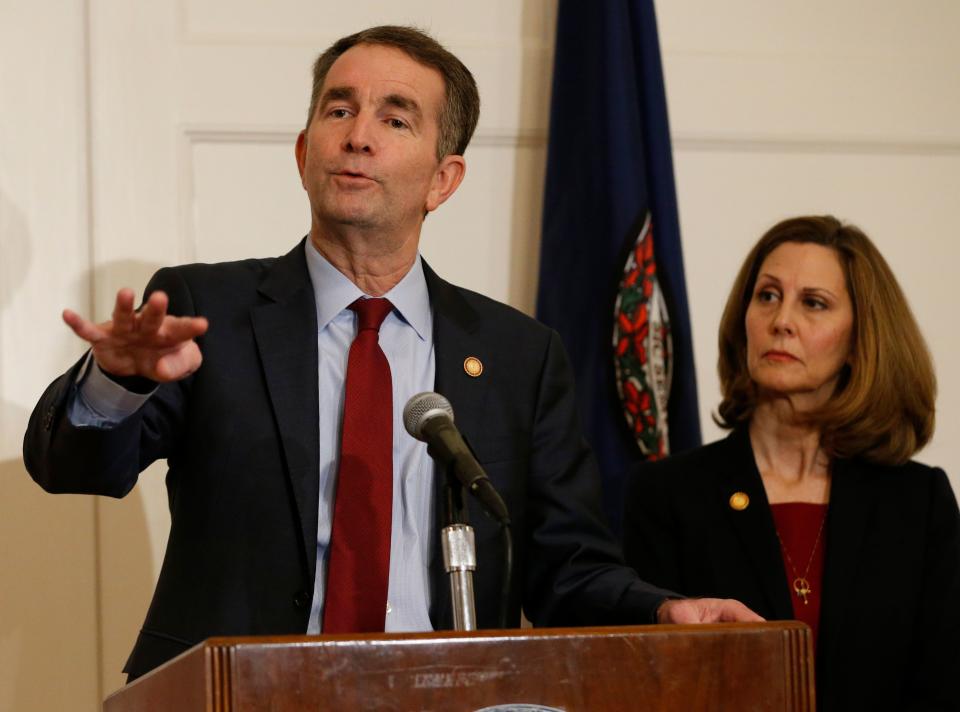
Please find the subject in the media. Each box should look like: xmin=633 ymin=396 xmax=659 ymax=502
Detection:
xmin=63 ymin=288 xmax=208 ymax=383
xmin=657 ymin=598 xmax=765 ymax=624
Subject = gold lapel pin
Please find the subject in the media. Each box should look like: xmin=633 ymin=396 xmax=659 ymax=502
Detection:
xmin=729 ymin=491 xmax=750 ymax=511
xmin=463 ymin=356 xmax=483 ymax=378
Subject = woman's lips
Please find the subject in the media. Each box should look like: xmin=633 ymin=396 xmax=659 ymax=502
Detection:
xmin=763 ymin=350 xmax=799 ymax=362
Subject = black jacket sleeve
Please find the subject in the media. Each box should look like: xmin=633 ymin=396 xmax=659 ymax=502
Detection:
xmin=521 ymin=331 xmax=675 ymax=625
xmin=23 ymin=267 xmax=197 ymax=498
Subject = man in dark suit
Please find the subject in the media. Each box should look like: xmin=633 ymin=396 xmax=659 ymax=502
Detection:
xmin=24 ymin=25 xmax=759 ymax=679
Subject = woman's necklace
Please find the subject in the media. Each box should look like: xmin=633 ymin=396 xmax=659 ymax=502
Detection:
xmin=776 ymin=511 xmax=827 ymax=605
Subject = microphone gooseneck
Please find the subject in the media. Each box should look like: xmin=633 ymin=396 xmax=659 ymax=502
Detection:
xmin=403 ymin=392 xmax=510 ymax=525
xmin=405 ymin=391 xmax=513 ymax=630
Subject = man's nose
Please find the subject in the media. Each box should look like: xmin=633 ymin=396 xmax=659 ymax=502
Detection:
xmin=343 ymin=113 xmax=375 ymax=154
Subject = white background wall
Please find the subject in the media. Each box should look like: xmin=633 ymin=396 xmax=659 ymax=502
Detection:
xmin=1 ymin=1 xmax=957 ymax=709
xmin=658 ymin=3 xmax=960 ymax=469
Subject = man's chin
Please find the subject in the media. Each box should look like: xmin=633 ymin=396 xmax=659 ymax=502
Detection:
xmin=332 ymin=214 xmax=379 ymax=230
xmin=319 ymin=205 xmax=380 ymax=230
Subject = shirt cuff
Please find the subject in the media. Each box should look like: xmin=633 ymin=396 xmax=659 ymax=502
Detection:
xmin=72 ymin=353 xmax=156 ymax=423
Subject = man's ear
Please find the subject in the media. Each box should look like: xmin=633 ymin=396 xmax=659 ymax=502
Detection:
xmin=425 ymin=154 xmax=467 ymax=213
xmin=295 ymin=130 xmax=308 ymax=184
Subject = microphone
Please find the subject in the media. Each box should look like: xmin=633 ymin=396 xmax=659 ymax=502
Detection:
xmin=403 ymin=392 xmax=510 ymax=524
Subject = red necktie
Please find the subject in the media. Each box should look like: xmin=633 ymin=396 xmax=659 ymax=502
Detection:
xmin=322 ymin=297 xmax=394 ymax=633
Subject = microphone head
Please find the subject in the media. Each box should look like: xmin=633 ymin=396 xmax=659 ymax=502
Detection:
xmin=403 ymin=392 xmax=454 ymax=441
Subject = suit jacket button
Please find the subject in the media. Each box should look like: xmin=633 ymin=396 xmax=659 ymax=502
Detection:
xmin=293 ymin=591 xmax=311 ymax=610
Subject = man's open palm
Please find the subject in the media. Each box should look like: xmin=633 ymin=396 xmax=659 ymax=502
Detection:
xmin=62 ymin=288 xmax=208 ymax=383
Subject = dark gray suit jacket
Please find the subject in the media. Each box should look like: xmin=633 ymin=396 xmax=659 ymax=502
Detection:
xmin=25 ymin=239 xmax=670 ymax=678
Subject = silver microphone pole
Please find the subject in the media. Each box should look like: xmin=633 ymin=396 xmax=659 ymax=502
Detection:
xmin=404 ymin=392 xmax=512 ymax=632
xmin=441 ymin=523 xmax=477 ymax=631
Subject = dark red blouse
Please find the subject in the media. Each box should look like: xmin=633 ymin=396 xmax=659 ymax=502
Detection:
xmin=770 ymin=502 xmax=828 ymax=650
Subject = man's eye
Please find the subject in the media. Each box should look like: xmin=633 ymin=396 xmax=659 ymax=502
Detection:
xmin=329 ymin=108 xmax=350 ymax=118
xmin=388 ymin=118 xmax=408 ymax=130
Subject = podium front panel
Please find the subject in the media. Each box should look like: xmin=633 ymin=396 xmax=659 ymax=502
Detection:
xmin=105 ymin=622 xmax=813 ymax=711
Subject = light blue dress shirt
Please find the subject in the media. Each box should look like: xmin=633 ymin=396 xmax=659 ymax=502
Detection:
xmin=303 ymin=241 xmax=436 ymax=633
xmin=70 ymin=240 xmax=437 ymax=633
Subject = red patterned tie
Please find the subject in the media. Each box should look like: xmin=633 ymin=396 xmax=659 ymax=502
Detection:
xmin=322 ymin=297 xmax=394 ymax=633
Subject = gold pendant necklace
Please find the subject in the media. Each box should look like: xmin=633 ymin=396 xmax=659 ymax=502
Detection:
xmin=776 ymin=511 xmax=827 ymax=606
xmin=792 ymin=576 xmax=812 ymax=603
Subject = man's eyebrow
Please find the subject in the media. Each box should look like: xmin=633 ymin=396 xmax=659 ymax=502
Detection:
xmin=381 ymin=93 xmax=422 ymax=121
xmin=320 ymin=86 xmax=356 ymax=106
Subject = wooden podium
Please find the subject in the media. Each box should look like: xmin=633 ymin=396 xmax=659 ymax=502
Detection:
xmin=104 ymin=622 xmax=814 ymax=711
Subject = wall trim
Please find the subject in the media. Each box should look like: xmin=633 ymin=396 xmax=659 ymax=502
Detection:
xmin=180 ymin=125 xmax=549 ymax=148
xmin=181 ymin=125 xmax=960 ymax=155
xmin=673 ymin=133 xmax=960 ymax=156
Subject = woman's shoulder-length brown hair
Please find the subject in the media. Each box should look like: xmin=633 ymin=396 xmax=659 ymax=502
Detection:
xmin=716 ymin=215 xmax=936 ymax=465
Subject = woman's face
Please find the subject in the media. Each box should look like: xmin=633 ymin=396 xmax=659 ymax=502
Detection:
xmin=745 ymin=241 xmax=854 ymax=410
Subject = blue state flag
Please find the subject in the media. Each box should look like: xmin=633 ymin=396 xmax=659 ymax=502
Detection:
xmin=536 ymin=0 xmax=701 ymax=534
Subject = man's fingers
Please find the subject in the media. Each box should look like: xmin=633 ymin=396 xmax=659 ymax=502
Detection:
xmin=111 ymin=289 xmax=138 ymax=332
xmin=64 ymin=292 xmax=208 ymax=383
xmin=717 ymin=599 xmax=765 ymax=623
xmin=154 ymin=341 xmax=203 ymax=382
xmin=138 ymin=291 xmax=170 ymax=334
xmin=657 ymin=597 xmax=765 ymax=624
xmin=158 ymin=315 xmax=209 ymax=343
xmin=657 ymin=599 xmax=698 ymax=624
xmin=62 ymin=309 xmax=107 ymax=344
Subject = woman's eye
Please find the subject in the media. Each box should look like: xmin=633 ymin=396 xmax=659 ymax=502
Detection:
xmin=757 ymin=289 xmax=778 ymax=303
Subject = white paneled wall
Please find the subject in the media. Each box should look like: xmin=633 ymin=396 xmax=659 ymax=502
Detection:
xmin=656 ymin=2 xmax=960 ymax=474
xmin=0 ymin=2 xmax=99 ymax=711
xmin=1 ymin=1 xmax=957 ymax=709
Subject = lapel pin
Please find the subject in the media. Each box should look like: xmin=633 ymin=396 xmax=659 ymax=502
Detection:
xmin=463 ymin=356 xmax=483 ymax=378
xmin=729 ymin=491 xmax=750 ymax=511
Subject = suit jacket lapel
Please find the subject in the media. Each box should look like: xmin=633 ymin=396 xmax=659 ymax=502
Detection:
xmin=424 ymin=260 xmax=484 ymax=438
xmin=250 ymin=239 xmax=321 ymax=583
xmin=422 ymin=261 xmax=484 ymax=629
xmin=818 ymin=458 xmax=876 ymax=664
xmin=716 ymin=429 xmax=795 ymax=619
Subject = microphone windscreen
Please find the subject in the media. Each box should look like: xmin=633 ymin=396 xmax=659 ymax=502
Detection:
xmin=402 ymin=391 xmax=455 ymax=440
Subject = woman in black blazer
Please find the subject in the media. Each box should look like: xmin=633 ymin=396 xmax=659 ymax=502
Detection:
xmin=624 ymin=216 xmax=960 ymax=711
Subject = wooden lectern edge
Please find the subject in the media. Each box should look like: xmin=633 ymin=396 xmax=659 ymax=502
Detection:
xmin=104 ymin=621 xmax=814 ymax=711
xmin=200 ymin=619 xmax=804 ymax=646
xmin=106 ymin=620 xmax=812 ymax=696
